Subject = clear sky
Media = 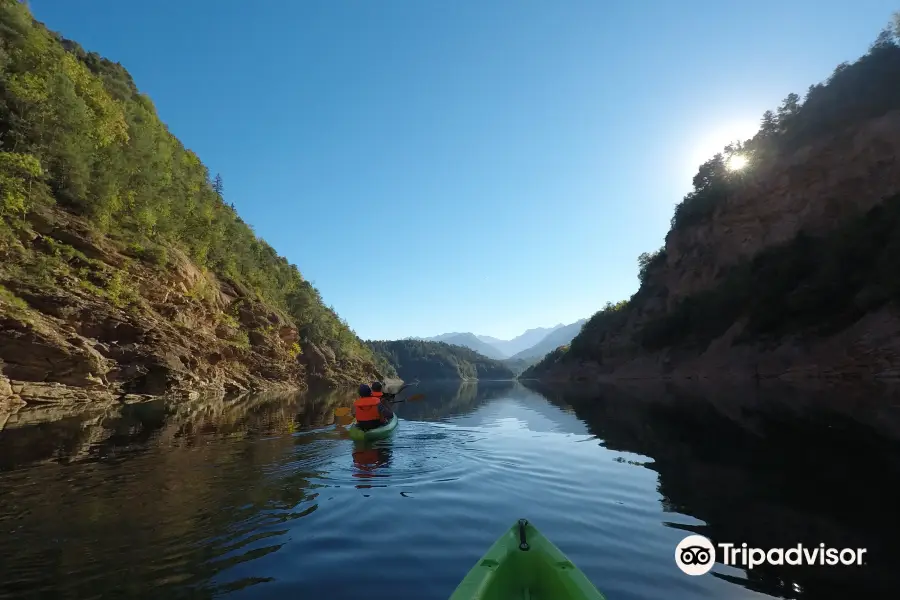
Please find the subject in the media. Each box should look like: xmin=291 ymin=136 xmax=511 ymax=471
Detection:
xmin=30 ymin=0 xmax=897 ymax=340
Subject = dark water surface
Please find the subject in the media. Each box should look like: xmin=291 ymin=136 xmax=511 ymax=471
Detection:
xmin=2 ymin=381 xmax=900 ymax=599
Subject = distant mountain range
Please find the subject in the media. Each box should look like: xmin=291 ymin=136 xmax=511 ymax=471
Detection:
xmin=475 ymin=326 xmax=565 ymax=357
xmin=507 ymin=319 xmax=588 ymax=361
xmin=419 ymin=319 xmax=587 ymax=364
xmin=420 ymin=332 xmax=507 ymax=359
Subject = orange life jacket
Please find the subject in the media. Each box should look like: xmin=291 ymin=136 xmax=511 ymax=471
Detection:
xmin=371 ymin=391 xmax=383 ymax=398
xmin=354 ymin=396 xmax=381 ymax=422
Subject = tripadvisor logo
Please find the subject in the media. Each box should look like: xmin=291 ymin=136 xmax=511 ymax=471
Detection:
xmin=675 ymin=535 xmax=867 ymax=576
xmin=675 ymin=535 xmax=716 ymax=576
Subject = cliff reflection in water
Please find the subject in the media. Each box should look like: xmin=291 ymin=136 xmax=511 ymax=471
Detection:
xmin=2 ymin=380 xmax=899 ymax=600
xmin=0 ymin=388 xmax=355 ymax=599
xmin=0 ymin=388 xmax=356 ymax=472
xmin=524 ymin=379 xmax=900 ymax=600
xmin=393 ymin=380 xmax=516 ymax=422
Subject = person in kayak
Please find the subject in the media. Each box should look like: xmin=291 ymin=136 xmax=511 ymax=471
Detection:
xmin=370 ymin=380 xmax=395 ymax=400
xmin=371 ymin=381 xmax=396 ymax=417
xmin=354 ymin=383 xmax=394 ymax=431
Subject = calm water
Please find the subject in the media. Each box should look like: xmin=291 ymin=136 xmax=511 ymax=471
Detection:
xmin=1 ymin=381 xmax=900 ymax=599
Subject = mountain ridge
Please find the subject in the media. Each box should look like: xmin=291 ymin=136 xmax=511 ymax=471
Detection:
xmin=409 ymin=319 xmax=587 ymax=364
xmin=421 ymin=321 xmax=581 ymax=360
xmin=418 ymin=332 xmax=506 ymax=359
xmin=524 ymin=21 xmax=900 ymax=382
xmin=509 ymin=319 xmax=588 ymax=361
xmin=366 ymin=339 xmax=515 ymax=381
xmin=0 ymin=3 xmax=381 ymax=406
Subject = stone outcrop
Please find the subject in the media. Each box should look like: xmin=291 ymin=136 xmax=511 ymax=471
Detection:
xmin=0 ymin=210 xmax=383 ymax=406
xmin=663 ymin=110 xmax=900 ymax=305
xmin=535 ymin=112 xmax=900 ymax=382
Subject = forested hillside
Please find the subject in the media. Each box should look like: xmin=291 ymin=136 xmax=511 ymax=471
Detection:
xmin=526 ymin=18 xmax=900 ymax=381
xmin=366 ymin=339 xmax=515 ymax=381
xmin=0 ymin=1 xmax=380 ymax=403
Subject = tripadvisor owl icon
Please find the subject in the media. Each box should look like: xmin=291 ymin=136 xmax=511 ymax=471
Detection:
xmin=675 ymin=535 xmax=716 ymax=576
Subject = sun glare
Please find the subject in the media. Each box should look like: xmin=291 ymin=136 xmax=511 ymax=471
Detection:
xmin=726 ymin=154 xmax=749 ymax=171
xmin=689 ymin=119 xmax=759 ymax=172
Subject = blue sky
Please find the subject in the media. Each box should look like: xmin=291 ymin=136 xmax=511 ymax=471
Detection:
xmin=31 ymin=0 xmax=897 ymax=340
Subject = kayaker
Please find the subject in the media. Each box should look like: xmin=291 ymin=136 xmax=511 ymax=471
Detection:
xmin=370 ymin=380 xmax=395 ymax=400
xmin=354 ymin=384 xmax=394 ymax=431
xmin=371 ymin=381 xmax=399 ymax=419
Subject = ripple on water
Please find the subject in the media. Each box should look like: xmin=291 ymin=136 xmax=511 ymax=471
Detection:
xmin=9 ymin=387 xmax=883 ymax=600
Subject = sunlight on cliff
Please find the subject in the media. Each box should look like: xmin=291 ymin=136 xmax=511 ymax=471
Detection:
xmin=690 ymin=119 xmax=759 ymax=172
xmin=726 ymin=154 xmax=749 ymax=171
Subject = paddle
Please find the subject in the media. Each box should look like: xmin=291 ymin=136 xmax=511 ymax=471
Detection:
xmin=381 ymin=382 xmax=411 ymax=401
xmin=390 ymin=393 xmax=424 ymax=404
xmin=334 ymin=387 xmax=423 ymax=418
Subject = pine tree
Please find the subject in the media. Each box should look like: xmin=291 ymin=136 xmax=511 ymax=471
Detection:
xmin=212 ymin=173 xmax=224 ymax=199
xmin=760 ymin=110 xmax=778 ymax=136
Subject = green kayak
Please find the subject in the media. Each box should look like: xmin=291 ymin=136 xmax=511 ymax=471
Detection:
xmin=449 ymin=519 xmax=606 ymax=600
xmin=348 ymin=413 xmax=398 ymax=442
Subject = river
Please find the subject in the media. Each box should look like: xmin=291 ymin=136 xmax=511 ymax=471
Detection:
xmin=1 ymin=380 xmax=898 ymax=599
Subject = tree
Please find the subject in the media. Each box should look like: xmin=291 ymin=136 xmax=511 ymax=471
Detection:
xmin=0 ymin=2 xmax=378 ymax=367
xmin=692 ymin=154 xmax=726 ymax=193
xmin=212 ymin=173 xmax=224 ymax=199
xmin=759 ymin=110 xmax=778 ymax=137
xmin=777 ymin=93 xmax=801 ymax=128
xmin=637 ymin=249 xmax=663 ymax=283
xmin=0 ymin=151 xmax=44 ymax=218
xmin=829 ymin=62 xmax=850 ymax=81
xmin=723 ymin=140 xmax=744 ymax=158
xmin=870 ymin=25 xmax=897 ymax=52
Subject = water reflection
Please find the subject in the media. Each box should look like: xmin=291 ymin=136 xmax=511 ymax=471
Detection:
xmin=392 ymin=379 xmax=516 ymax=421
xmin=524 ymin=379 xmax=900 ymax=600
xmin=0 ymin=387 xmax=357 ymax=472
xmin=0 ymin=379 xmax=898 ymax=600
xmin=351 ymin=445 xmax=392 ymax=488
xmin=0 ymin=388 xmax=356 ymax=599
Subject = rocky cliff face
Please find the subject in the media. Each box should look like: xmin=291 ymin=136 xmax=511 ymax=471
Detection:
xmin=664 ymin=110 xmax=900 ymax=305
xmin=0 ymin=208 xmax=383 ymax=409
xmin=531 ymin=110 xmax=900 ymax=382
xmin=0 ymin=2 xmax=385 ymax=410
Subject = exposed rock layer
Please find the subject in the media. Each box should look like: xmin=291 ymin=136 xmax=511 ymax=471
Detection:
xmin=534 ymin=112 xmax=900 ymax=381
xmin=0 ymin=210 xmax=382 ymax=407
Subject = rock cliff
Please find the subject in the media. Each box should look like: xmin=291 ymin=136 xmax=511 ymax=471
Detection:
xmin=526 ymin=32 xmax=900 ymax=382
xmin=0 ymin=2 xmax=384 ymax=408
xmin=664 ymin=110 xmax=900 ymax=305
xmin=0 ymin=209 xmax=383 ymax=408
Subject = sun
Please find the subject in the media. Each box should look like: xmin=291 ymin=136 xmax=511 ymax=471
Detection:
xmin=726 ymin=154 xmax=749 ymax=171
xmin=689 ymin=119 xmax=759 ymax=171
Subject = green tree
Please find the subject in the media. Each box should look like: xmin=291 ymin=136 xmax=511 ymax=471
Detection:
xmin=0 ymin=151 xmax=43 ymax=218
xmin=759 ymin=110 xmax=778 ymax=136
xmin=637 ymin=247 xmax=665 ymax=283
xmin=776 ymin=92 xmax=801 ymax=129
xmin=0 ymin=0 xmax=377 ymax=368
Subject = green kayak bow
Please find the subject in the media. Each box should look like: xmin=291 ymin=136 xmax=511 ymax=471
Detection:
xmin=449 ymin=519 xmax=607 ymax=600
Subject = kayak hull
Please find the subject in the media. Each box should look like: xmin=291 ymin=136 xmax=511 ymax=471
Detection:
xmin=348 ymin=413 xmax=398 ymax=441
xmin=449 ymin=519 xmax=606 ymax=600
